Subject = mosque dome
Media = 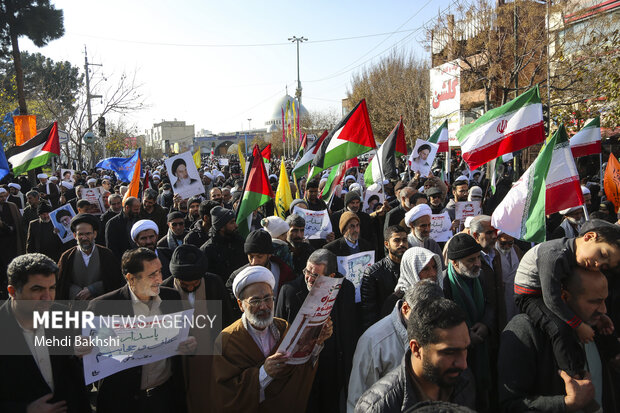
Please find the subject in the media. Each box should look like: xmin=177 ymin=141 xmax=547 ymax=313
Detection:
xmin=264 ymin=93 xmax=310 ymax=130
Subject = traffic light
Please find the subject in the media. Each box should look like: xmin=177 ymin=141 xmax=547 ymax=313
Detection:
xmin=98 ymin=116 xmax=106 ymax=137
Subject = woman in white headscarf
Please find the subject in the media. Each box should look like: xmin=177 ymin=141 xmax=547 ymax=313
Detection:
xmin=380 ymin=247 xmax=444 ymax=316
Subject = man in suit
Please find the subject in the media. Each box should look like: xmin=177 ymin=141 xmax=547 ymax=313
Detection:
xmin=86 ymin=248 xmax=197 ymax=413
xmin=26 ymin=202 xmax=68 ymax=262
xmin=105 ymin=196 xmax=141 ymax=260
xmin=36 ymin=173 xmax=61 ymax=209
xmin=171 ymin=158 xmax=198 ymax=190
xmin=324 ymin=212 xmax=373 ymax=257
xmin=0 ymin=253 xmax=90 ymax=412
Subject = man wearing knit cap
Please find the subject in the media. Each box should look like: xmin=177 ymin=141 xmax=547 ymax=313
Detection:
xmin=157 ymin=211 xmax=188 ymax=253
xmin=444 ymin=233 xmax=495 ymax=411
xmin=105 ymin=196 xmax=141 ymax=260
xmin=185 ymin=200 xmax=219 ymax=247
xmin=200 ymin=206 xmax=248 ymax=283
xmin=324 ymin=211 xmax=374 ymax=257
xmin=26 ymin=202 xmax=67 ymax=262
xmin=184 ymin=195 xmax=203 ymax=227
xmin=212 ymin=265 xmax=332 ymax=412
xmin=426 ymin=186 xmax=446 ymax=215
xmin=404 ymin=203 xmax=444 ymax=261
xmin=56 ymin=213 xmax=123 ymax=300
xmin=36 ymin=172 xmax=60 ymax=208
xmin=285 ymin=214 xmax=316 ymax=276
xmin=131 ymin=219 xmax=172 ymax=280
xmin=162 ymin=244 xmax=233 ymax=413
xmin=226 ymin=229 xmax=295 ymax=317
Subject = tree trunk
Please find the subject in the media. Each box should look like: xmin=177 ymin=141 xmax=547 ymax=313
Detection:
xmin=9 ymin=26 xmax=28 ymax=117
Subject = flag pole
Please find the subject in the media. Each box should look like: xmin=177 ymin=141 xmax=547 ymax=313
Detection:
xmin=582 ymin=204 xmax=590 ymax=221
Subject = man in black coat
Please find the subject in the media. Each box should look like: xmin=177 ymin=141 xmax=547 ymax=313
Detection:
xmin=383 ymin=187 xmax=415 ymax=232
xmin=324 ymin=211 xmax=374 ymax=257
xmin=86 ymin=248 xmax=197 ymax=413
xmin=105 ymin=196 xmax=141 ymax=260
xmin=276 ymin=249 xmax=357 ymax=413
xmin=26 ymin=202 xmax=69 ymax=262
xmin=184 ymin=200 xmax=219 ymax=247
xmin=200 ymin=206 xmax=248 ymax=283
xmin=0 ymin=253 xmax=90 ymax=412
xmin=360 ymin=225 xmax=409 ymax=331
xmin=99 ymin=193 xmax=123 ymax=243
xmin=36 ymin=173 xmax=60 ymax=209
xmin=285 ymin=213 xmax=315 ymax=276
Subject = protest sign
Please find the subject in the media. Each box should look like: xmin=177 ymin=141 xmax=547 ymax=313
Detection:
xmin=81 ymin=187 xmax=106 ymax=215
xmin=430 ymin=212 xmax=453 ymax=242
xmin=277 ymin=276 xmax=343 ymax=365
xmin=409 ymin=139 xmax=439 ymax=177
xmin=61 ymin=169 xmax=75 ymax=183
xmin=50 ymin=204 xmax=76 ymax=243
xmin=363 ymin=188 xmax=385 ymax=213
xmin=293 ymin=206 xmax=332 ymax=239
xmin=82 ymin=309 xmax=194 ymax=385
xmin=337 ymin=251 xmax=375 ymax=303
xmin=219 ymin=158 xmax=229 ymax=166
xmin=455 ymin=201 xmax=482 ymax=222
xmin=165 ymin=151 xmax=204 ymax=200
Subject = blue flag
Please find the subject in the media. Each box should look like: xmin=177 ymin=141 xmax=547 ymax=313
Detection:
xmin=0 ymin=142 xmax=10 ymax=181
xmin=96 ymin=149 xmax=141 ymax=183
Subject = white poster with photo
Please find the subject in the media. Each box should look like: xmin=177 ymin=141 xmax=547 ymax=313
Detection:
xmin=455 ymin=201 xmax=482 ymax=222
xmin=81 ymin=309 xmax=193 ymax=385
xmin=430 ymin=212 xmax=453 ymax=242
xmin=409 ymin=139 xmax=439 ymax=177
xmin=363 ymin=188 xmax=385 ymax=214
xmin=337 ymin=250 xmax=375 ymax=303
xmin=80 ymin=187 xmax=106 ymax=215
xmin=276 ymin=276 xmax=343 ymax=365
xmin=50 ymin=204 xmax=76 ymax=243
xmin=292 ymin=206 xmax=332 ymax=239
xmin=218 ymin=158 xmax=229 ymax=166
xmin=165 ymin=151 xmax=205 ymax=200
xmin=61 ymin=169 xmax=75 ymax=183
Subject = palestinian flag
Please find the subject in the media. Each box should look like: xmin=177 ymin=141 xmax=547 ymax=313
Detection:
xmin=312 ymin=99 xmax=376 ymax=171
xmin=320 ymin=162 xmax=346 ymax=200
xmin=457 ymin=86 xmax=544 ymax=170
xmin=292 ymin=130 xmax=328 ymax=179
xmin=294 ymin=133 xmax=308 ymax=160
xmin=491 ymin=130 xmax=557 ymax=243
xmin=237 ymin=145 xmax=274 ymax=238
xmin=6 ymin=122 xmax=60 ymax=175
xmin=570 ymin=117 xmax=601 ymax=158
xmin=428 ymin=119 xmax=449 ymax=152
xmin=261 ymin=144 xmax=271 ymax=163
xmin=545 ymin=124 xmax=584 ymax=214
xmin=364 ymin=117 xmax=407 ymax=186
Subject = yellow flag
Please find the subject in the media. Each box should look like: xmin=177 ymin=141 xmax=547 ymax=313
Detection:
xmin=274 ymin=159 xmax=293 ymax=218
xmin=193 ymin=150 xmax=201 ymax=168
xmin=238 ymin=144 xmax=246 ymax=173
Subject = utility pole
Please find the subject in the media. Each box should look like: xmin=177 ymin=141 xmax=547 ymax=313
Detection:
xmin=84 ymin=46 xmax=103 ymax=160
xmin=288 ymin=36 xmax=307 ymax=107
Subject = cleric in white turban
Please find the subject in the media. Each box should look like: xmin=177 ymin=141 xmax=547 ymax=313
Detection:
xmin=130 ymin=219 xmax=159 ymax=243
xmin=404 ymin=203 xmax=444 ymax=265
xmin=404 ymin=203 xmax=432 ymax=227
xmin=232 ymin=265 xmax=275 ymax=300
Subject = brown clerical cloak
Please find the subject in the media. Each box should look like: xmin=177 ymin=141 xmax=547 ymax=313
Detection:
xmin=212 ymin=316 xmax=317 ymax=412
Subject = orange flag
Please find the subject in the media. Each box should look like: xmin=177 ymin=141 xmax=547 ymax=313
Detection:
xmin=14 ymin=115 xmax=37 ymax=145
xmin=604 ymin=153 xmax=620 ymax=213
xmin=123 ymin=150 xmax=142 ymax=203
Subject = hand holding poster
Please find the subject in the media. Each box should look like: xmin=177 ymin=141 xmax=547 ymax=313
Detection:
xmin=50 ymin=204 xmax=76 ymax=243
xmin=80 ymin=188 xmax=105 ymax=215
xmin=337 ymin=251 xmax=375 ymax=303
xmin=430 ymin=212 xmax=453 ymax=242
xmin=81 ymin=309 xmax=193 ymax=385
xmin=276 ymin=275 xmax=343 ymax=365
xmin=455 ymin=201 xmax=482 ymax=222
xmin=409 ymin=139 xmax=439 ymax=177
xmin=293 ymin=206 xmax=332 ymax=239
xmin=165 ymin=151 xmax=205 ymax=200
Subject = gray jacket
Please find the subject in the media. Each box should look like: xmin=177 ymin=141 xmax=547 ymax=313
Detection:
xmin=355 ymin=350 xmax=476 ymax=413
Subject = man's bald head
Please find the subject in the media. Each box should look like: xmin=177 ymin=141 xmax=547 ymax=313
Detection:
xmin=562 ymin=267 xmax=608 ymax=326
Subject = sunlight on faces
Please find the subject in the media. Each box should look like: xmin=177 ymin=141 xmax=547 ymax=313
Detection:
xmin=576 ymin=232 xmax=620 ymax=271
xmin=453 ymin=252 xmax=481 ymax=279
xmin=412 ymin=215 xmax=431 ymax=240
xmin=453 ymin=183 xmax=469 ymax=202
xmin=248 ymin=253 xmax=271 ymax=268
xmin=385 ymin=231 xmax=408 ymax=259
xmin=143 ymin=198 xmax=156 ymax=212
xmin=496 ymin=233 xmax=514 ymax=254
xmin=344 ymin=219 xmax=360 ymax=243
xmin=303 ymin=261 xmax=327 ymax=291
xmin=418 ymin=258 xmax=439 ymax=282
xmin=429 ymin=193 xmax=443 ymax=207
xmin=562 ymin=268 xmax=608 ymax=326
xmin=473 ymin=221 xmax=497 ymax=252
xmin=189 ymin=202 xmax=200 ymax=218
xmin=39 ymin=212 xmax=50 ymax=223
xmin=74 ymin=222 xmax=97 ymax=251
xmin=288 ymin=226 xmax=305 ymax=243
xmin=9 ymin=273 xmax=57 ymax=315
xmin=238 ymin=282 xmax=274 ymax=330
xmin=411 ymin=322 xmax=470 ymax=388
xmin=348 ymin=199 xmax=361 ymax=213
xmin=168 ymin=218 xmax=185 ymax=236
xmin=127 ymin=258 xmax=163 ymax=300
xmin=210 ymin=188 xmax=222 ymax=202
xmin=135 ymin=229 xmax=158 ymax=251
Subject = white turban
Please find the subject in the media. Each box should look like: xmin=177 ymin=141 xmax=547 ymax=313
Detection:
xmin=81 ymin=170 xmax=88 ymax=174
xmin=103 ymin=175 xmax=111 ymax=180
xmin=205 ymin=172 xmax=213 ymax=180
xmin=581 ymin=185 xmax=590 ymax=195
xmin=405 ymin=203 xmax=432 ymax=227
xmin=464 ymin=216 xmax=474 ymax=229
xmin=454 ymin=175 xmax=468 ymax=183
xmin=0 ymin=188 xmax=7 ymax=194
xmin=232 ymin=266 xmax=275 ymax=299
xmin=37 ymin=173 xmax=48 ymax=179
xmin=152 ymin=174 xmax=160 ymax=179
xmin=261 ymin=216 xmax=289 ymax=238
xmin=560 ymin=206 xmax=582 ymax=215
xmin=8 ymin=183 xmax=20 ymax=191
xmin=344 ymin=175 xmax=356 ymax=183
xmin=61 ymin=181 xmax=73 ymax=190
xmin=349 ymin=183 xmax=362 ymax=194
xmin=87 ymin=178 xmax=97 ymax=184
xmin=130 ymin=219 xmax=159 ymax=241
xmin=49 ymin=176 xmax=58 ymax=182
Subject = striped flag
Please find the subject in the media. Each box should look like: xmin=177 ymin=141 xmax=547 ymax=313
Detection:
xmin=292 ymin=130 xmax=328 ymax=179
xmin=237 ymin=145 xmax=274 ymax=237
xmin=428 ymin=120 xmax=449 ymax=152
xmin=364 ymin=117 xmax=407 ymax=186
xmin=320 ymin=163 xmax=346 ymax=200
xmin=545 ymin=125 xmax=584 ymax=214
xmin=457 ymin=86 xmax=545 ymax=170
xmin=6 ymin=122 xmax=60 ymax=175
xmin=569 ymin=117 xmax=601 ymax=158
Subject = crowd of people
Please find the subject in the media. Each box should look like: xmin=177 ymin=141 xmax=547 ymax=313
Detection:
xmin=0 ymin=152 xmax=618 ymax=413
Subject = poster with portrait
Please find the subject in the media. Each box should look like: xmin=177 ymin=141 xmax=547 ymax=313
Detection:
xmin=292 ymin=206 xmax=332 ymax=239
xmin=337 ymin=251 xmax=375 ymax=303
xmin=164 ymin=151 xmax=204 ymax=200
xmin=80 ymin=187 xmax=106 ymax=215
xmin=61 ymin=169 xmax=75 ymax=183
xmin=363 ymin=187 xmax=385 ymax=214
xmin=50 ymin=204 xmax=76 ymax=243
xmin=409 ymin=139 xmax=439 ymax=177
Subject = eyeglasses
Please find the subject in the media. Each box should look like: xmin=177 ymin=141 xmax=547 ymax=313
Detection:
xmin=302 ymin=268 xmax=322 ymax=279
xmin=245 ymin=295 xmax=275 ymax=307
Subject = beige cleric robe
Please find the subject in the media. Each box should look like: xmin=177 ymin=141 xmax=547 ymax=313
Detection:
xmin=212 ymin=317 xmax=317 ymax=412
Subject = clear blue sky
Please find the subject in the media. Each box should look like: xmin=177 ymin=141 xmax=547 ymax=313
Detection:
xmin=21 ymin=0 xmax=459 ymax=135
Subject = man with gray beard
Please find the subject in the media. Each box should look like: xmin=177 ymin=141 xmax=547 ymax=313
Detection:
xmin=212 ymin=265 xmax=333 ymax=412
xmin=26 ymin=202 xmax=68 ymax=261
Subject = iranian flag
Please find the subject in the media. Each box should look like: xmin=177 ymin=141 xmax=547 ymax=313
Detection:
xmin=428 ymin=120 xmax=449 ymax=152
xmin=457 ymin=86 xmax=545 ymax=170
xmin=364 ymin=117 xmax=407 ymax=186
xmin=6 ymin=122 xmax=60 ymax=175
xmin=292 ymin=130 xmax=328 ymax=179
xmin=569 ymin=117 xmax=601 ymax=158
xmin=236 ymin=145 xmax=274 ymax=237
xmin=491 ymin=124 xmax=582 ymax=242
xmin=312 ymin=99 xmax=376 ymax=171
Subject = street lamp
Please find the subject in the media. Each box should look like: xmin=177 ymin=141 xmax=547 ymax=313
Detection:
xmin=288 ymin=36 xmax=307 ymax=106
